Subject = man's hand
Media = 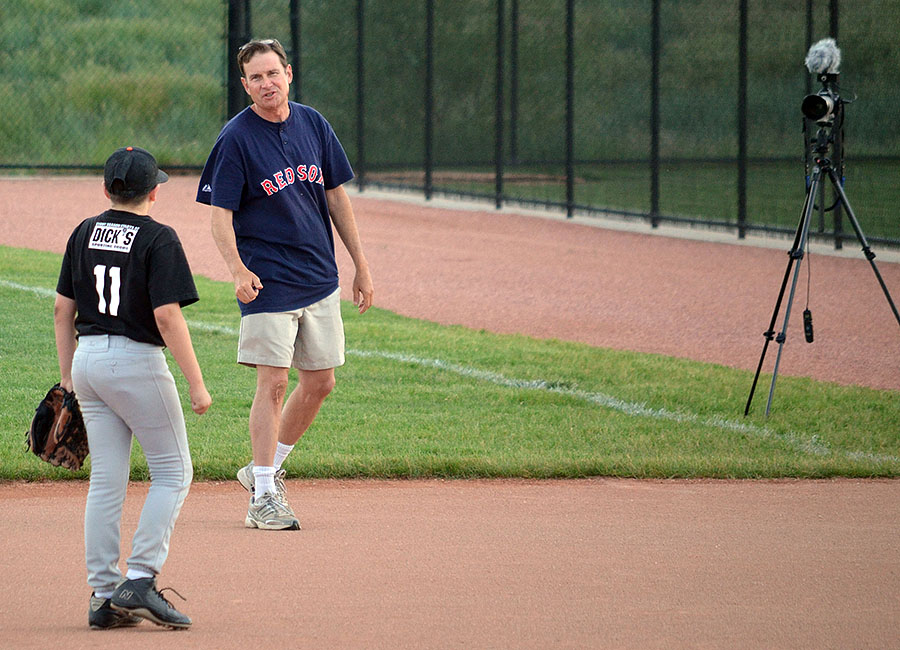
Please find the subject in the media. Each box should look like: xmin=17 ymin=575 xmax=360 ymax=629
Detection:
xmin=235 ymin=268 xmax=263 ymax=304
xmin=353 ymin=265 xmax=374 ymax=314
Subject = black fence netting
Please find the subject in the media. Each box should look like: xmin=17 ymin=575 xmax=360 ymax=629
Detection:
xmin=2 ymin=0 xmax=898 ymax=246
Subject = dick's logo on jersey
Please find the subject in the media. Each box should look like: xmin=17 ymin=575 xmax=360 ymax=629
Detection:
xmin=88 ymin=222 xmax=140 ymax=253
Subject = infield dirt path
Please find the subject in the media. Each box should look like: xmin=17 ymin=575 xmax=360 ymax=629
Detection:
xmin=2 ymin=478 xmax=898 ymax=650
xmin=0 ymin=176 xmax=898 ymax=649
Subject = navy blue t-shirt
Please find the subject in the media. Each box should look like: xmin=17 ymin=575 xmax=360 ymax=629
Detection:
xmin=196 ymin=102 xmax=354 ymax=315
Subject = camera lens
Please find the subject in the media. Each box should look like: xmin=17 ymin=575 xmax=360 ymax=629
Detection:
xmin=802 ymin=93 xmax=834 ymax=121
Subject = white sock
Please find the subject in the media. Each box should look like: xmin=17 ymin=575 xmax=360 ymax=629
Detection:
xmin=95 ymin=590 xmax=115 ymax=599
xmin=274 ymin=442 xmax=294 ymax=470
xmin=254 ymin=465 xmax=276 ymax=497
xmin=125 ymin=568 xmax=154 ymax=581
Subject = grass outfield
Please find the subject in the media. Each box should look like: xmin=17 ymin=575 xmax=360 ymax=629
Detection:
xmin=2 ymin=245 xmax=898 ymax=481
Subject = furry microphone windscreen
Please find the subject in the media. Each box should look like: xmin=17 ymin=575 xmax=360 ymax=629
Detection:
xmin=805 ymin=38 xmax=841 ymax=74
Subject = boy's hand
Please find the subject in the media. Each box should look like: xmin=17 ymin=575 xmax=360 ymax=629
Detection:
xmin=190 ymin=384 xmax=212 ymax=415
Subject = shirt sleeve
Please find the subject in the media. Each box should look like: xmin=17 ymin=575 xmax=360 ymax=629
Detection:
xmin=56 ymin=228 xmax=78 ymax=298
xmin=146 ymin=228 xmax=199 ymax=310
xmin=197 ymin=128 xmax=247 ymax=210
xmin=320 ymin=117 xmax=354 ymax=190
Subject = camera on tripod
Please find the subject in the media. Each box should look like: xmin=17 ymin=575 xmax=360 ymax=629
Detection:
xmin=744 ymin=37 xmax=900 ymax=417
xmin=801 ymin=73 xmax=840 ymax=125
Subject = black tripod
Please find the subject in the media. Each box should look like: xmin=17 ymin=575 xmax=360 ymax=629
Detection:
xmin=745 ymin=128 xmax=900 ymax=417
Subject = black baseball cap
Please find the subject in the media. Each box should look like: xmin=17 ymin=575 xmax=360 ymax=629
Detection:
xmin=104 ymin=146 xmax=169 ymax=196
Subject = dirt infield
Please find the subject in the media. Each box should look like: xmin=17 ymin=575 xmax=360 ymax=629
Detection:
xmin=1 ymin=176 xmax=898 ymax=648
xmin=2 ymin=479 xmax=898 ymax=649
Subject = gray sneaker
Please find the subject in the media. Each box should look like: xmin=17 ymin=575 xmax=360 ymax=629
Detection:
xmin=88 ymin=593 xmax=142 ymax=630
xmin=245 ymin=492 xmax=300 ymax=530
xmin=110 ymin=577 xmax=191 ymax=629
xmin=237 ymin=462 xmax=287 ymax=500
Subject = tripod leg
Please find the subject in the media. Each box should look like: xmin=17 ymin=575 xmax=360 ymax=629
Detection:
xmin=745 ymin=169 xmax=820 ymax=416
xmin=826 ymin=167 xmax=900 ymax=329
xmin=763 ymin=175 xmax=817 ymax=417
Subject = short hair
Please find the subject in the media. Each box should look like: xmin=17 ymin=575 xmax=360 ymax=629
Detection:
xmin=107 ymin=181 xmax=151 ymax=205
xmin=237 ymin=39 xmax=289 ymax=77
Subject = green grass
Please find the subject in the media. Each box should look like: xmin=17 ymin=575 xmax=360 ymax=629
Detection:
xmin=2 ymin=245 xmax=898 ymax=481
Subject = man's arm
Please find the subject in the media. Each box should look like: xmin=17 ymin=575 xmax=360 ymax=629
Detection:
xmin=210 ymin=206 xmax=263 ymax=304
xmin=326 ymin=184 xmax=374 ymax=314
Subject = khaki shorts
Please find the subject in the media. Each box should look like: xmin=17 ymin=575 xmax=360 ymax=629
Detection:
xmin=237 ymin=288 xmax=345 ymax=370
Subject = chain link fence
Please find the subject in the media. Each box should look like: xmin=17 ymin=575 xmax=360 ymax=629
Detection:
xmin=2 ymin=0 xmax=898 ymax=245
xmin=1 ymin=0 xmax=226 ymax=170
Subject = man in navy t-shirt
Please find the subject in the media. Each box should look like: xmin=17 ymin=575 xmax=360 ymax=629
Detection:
xmin=197 ymin=38 xmax=374 ymax=530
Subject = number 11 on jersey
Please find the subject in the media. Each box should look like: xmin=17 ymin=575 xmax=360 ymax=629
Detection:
xmin=93 ymin=264 xmax=121 ymax=316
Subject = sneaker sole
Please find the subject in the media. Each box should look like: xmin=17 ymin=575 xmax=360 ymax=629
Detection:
xmin=244 ymin=515 xmax=301 ymax=530
xmin=89 ymin=617 xmax=142 ymax=630
xmin=110 ymin=604 xmax=191 ymax=630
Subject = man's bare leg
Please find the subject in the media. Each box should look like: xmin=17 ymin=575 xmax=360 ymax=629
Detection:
xmin=249 ymin=365 xmax=290 ymax=467
xmin=279 ymin=368 xmax=335 ymax=445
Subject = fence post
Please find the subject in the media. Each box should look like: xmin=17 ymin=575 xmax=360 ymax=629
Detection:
xmin=650 ymin=0 xmax=660 ymax=228
xmin=356 ymin=0 xmax=366 ymax=192
xmin=830 ymin=0 xmax=844 ymax=250
xmin=425 ymin=0 xmax=434 ymax=200
xmin=510 ymin=0 xmax=519 ymax=165
xmin=737 ymin=0 xmax=748 ymax=239
xmin=565 ymin=0 xmax=574 ymax=218
xmin=227 ymin=0 xmax=251 ymax=119
xmin=804 ymin=0 xmax=816 ymax=234
xmin=495 ymin=0 xmax=505 ymax=210
xmin=805 ymin=0 xmax=813 ymax=97
xmin=290 ymin=0 xmax=301 ymax=103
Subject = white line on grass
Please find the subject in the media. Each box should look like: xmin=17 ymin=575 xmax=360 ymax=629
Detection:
xmin=4 ymin=279 xmax=897 ymax=465
xmin=1 ymin=280 xmax=56 ymax=298
xmin=347 ymin=349 xmax=899 ymax=463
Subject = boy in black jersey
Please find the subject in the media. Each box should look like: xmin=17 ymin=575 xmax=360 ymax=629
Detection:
xmin=54 ymin=146 xmax=211 ymax=630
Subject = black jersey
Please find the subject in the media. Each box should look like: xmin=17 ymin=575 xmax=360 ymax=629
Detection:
xmin=57 ymin=209 xmax=199 ymax=346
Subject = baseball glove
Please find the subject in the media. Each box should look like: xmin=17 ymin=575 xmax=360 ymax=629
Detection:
xmin=26 ymin=383 xmax=89 ymax=471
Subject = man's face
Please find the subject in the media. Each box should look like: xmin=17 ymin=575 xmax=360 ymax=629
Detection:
xmin=241 ymin=50 xmax=293 ymax=115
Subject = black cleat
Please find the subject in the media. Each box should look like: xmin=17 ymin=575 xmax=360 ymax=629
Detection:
xmin=88 ymin=593 xmax=142 ymax=630
xmin=110 ymin=577 xmax=192 ymax=629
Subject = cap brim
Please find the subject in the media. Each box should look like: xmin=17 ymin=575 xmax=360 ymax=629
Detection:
xmin=156 ymin=170 xmax=169 ymax=184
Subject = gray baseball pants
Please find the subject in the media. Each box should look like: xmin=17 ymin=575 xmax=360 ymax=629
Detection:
xmin=73 ymin=335 xmax=192 ymax=593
